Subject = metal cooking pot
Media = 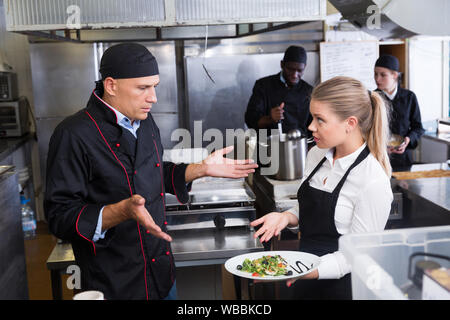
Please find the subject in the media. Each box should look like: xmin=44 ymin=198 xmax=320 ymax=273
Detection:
xmin=260 ymin=129 xmax=309 ymax=181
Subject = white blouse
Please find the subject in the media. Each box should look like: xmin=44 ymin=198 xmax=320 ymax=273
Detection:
xmin=286 ymin=143 xmax=393 ymax=280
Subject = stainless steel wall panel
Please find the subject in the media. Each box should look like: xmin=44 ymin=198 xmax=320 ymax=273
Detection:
xmin=184 ymin=52 xmax=319 ymax=147
xmin=151 ymin=113 xmax=181 ymax=150
xmin=96 ymin=41 xmax=179 ymax=114
xmin=184 ymin=21 xmax=324 ymax=56
xmin=35 ymin=117 xmax=64 ymax=189
xmin=29 ymin=42 xmax=97 ymax=118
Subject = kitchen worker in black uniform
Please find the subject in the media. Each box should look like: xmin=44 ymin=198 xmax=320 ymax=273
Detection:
xmin=244 ymin=45 xmax=313 ymax=137
xmin=374 ymin=54 xmax=425 ymax=170
xmin=44 ymin=43 xmax=258 ymax=300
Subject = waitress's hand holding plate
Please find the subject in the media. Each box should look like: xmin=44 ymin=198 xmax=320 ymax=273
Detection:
xmin=286 ymin=268 xmax=319 ymax=286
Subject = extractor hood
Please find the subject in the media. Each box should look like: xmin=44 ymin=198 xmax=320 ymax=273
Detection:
xmin=328 ymin=0 xmax=450 ymax=39
xmin=3 ymin=0 xmax=326 ymax=42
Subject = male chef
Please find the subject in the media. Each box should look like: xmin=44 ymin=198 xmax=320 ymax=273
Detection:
xmin=244 ymin=45 xmax=313 ymax=136
xmin=44 ymin=43 xmax=258 ymax=300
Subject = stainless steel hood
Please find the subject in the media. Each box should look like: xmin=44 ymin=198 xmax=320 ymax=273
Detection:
xmin=3 ymin=0 xmax=326 ymax=42
xmin=328 ymin=0 xmax=450 ymax=39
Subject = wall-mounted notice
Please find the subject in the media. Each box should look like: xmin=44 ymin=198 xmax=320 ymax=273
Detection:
xmin=320 ymin=41 xmax=379 ymax=90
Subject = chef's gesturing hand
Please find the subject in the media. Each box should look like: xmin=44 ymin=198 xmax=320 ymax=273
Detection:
xmin=102 ymin=194 xmax=172 ymax=242
xmin=270 ymin=102 xmax=285 ymax=122
xmin=126 ymin=195 xmax=172 ymax=242
xmin=250 ymin=211 xmax=298 ymax=243
xmin=185 ymin=146 xmax=258 ymax=182
xmin=203 ymin=146 xmax=258 ymax=178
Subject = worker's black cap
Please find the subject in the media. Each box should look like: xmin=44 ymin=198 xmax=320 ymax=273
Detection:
xmin=375 ymin=54 xmax=400 ymax=72
xmin=283 ymin=46 xmax=307 ymax=64
xmin=99 ymin=43 xmax=159 ymax=80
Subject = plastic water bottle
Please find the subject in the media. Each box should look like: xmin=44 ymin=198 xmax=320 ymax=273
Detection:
xmin=21 ymin=196 xmax=36 ymax=240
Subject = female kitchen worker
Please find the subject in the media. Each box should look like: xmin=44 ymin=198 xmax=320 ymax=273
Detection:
xmin=374 ymin=54 xmax=425 ymax=170
xmin=251 ymin=76 xmax=393 ymax=300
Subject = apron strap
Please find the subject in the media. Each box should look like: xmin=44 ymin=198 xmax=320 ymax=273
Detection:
xmin=305 ymin=156 xmax=327 ymax=182
xmin=332 ymin=145 xmax=370 ymax=196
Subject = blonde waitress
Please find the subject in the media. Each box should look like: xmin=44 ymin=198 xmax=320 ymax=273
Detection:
xmin=251 ymin=76 xmax=393 ymax=300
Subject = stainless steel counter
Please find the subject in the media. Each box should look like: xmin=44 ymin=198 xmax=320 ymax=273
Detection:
xmin=392 ymin=163 xmax=450 ymax=211
xmin=47 ymin=228 xmax=263 ymax=269
xmin=422 ymin=132 xmax=450 ymax=145
xmin=396 ymin=177 xmax=450 ymax=212
xmin=171 ymin=227 xmax=263 ymax=267
xmin=390 ymin=163 xmax=450 ymax=228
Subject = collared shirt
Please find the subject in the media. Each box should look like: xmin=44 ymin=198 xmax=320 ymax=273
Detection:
xmin=280 ymin=72 xmax=288 ymax=87
xmin=93 ymin=96 xmax=141 ymax=242
xmin=99 ymin=97 xmax=141 ymax=138
xmin=383 ymin=85 xmax=398 ymax=101
xmin=286 ymin=143 xmax=393 ymax=279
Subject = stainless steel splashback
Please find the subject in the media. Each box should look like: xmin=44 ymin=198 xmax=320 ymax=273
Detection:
xmin=184 ymin=52 xmax=319 ymax=147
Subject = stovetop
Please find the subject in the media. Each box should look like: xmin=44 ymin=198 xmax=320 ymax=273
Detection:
xmin=165 ymin=177 xmax=255 ymax=211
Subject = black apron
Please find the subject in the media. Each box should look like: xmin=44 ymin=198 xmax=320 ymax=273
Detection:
xmin=293 ymin=146 xmax=370 ymax=300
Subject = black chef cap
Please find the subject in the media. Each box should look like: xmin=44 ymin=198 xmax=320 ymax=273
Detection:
xmin=375 ymin=55 xmax=399 ymax=72
xmin=283 ymin=45 xmax=307 ymax=64
xmin=99 ymin=43 xmax=159 ymax=80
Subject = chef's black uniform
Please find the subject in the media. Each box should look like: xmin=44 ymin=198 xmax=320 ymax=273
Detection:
xmin=244 ymin=73 xmax=313 ymax=137
xmin=44 ymin=86 xmax=191 ymax=300
xmin=376 ymin=88 xmax=425 ymax=169
xmin=292 ymin=146 xmax=370 ymax=300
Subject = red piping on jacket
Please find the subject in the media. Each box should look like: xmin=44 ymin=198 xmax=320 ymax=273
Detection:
xmin=75 ymin=205 xmax=96 ymax=255
xmin=152 ymin=139 xmax=174 ymax=283
xmin=85 ymin=109 xmax=149 ymax=301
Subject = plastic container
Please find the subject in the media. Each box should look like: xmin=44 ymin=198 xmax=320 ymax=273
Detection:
xmin=339 ymin=226 xmax=450 ymax=300
xmin=21 ymin=195 xmax=36 ymax=240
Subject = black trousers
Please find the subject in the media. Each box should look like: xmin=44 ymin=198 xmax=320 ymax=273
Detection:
xmin=291 ymin=273 xmax=352 ymax=300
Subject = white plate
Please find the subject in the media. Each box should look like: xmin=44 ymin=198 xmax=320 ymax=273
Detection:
xmin=224 ymin=251 xmax=320 ymax=281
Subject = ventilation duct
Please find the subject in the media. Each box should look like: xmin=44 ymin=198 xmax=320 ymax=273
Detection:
xmin=4 ymin=0 xmax=325 ymax=31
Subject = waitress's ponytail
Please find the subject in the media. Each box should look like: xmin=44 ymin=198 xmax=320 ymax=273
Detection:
xmin=311 ymin=76 xmax=392 ymax=177
xmin=367 ymin=91 xmax=391 ymax=177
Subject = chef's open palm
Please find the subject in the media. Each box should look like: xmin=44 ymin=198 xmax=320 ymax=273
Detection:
xmin=250 ymin=212 xmax=290 ymax=243
xmin=202 ymin=146 xmax=258 ymax=179
xmin=128 ymin=195 xmax=172 ymax=242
